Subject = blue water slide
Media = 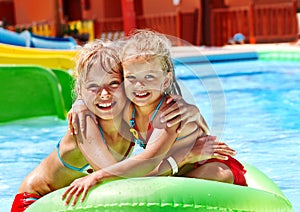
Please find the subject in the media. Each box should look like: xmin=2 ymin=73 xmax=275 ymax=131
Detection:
xmin=30 ymin=33 xmax=77 ymax=49
xmin=0 ymin=27 xmax=77 ymax=49
xmin=0 ymin=28 xmax=30 ymax=47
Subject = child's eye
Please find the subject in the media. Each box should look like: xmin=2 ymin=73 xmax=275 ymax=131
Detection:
xmin=109 ymin=80 xmax=120 ymax=88
xmin=125 ymin=75 xmax=136 ymax=81
xmin=87 ymin=85 xmax=100 ymax=93
xmin=145 ymin=75 xmax=154 ymax=80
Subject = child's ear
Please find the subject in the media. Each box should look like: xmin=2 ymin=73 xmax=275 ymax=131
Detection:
xmin=77 ymin=87 xmax=81 ymax=98
xmin=163 ymin=72 xmax=173 ymax=89
xmin=76 ymin=87 xmax=83 ymax=99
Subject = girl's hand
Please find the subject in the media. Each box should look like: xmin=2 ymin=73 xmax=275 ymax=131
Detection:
xmin=68 ymin=99 xmax=97 ymax=135
xmin=62 ymin=173 xmax=100 ymax=206
xmin=184 ymin=136 xmax=236 ymax=163
xmin=160 ymin=95 xmax=209 ymax=134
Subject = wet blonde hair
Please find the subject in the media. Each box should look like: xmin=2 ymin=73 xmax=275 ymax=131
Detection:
xmin=121 ymin=29 xmax=181 ymax=95
xmin=74 ymin=39 xmax=123 ymax=97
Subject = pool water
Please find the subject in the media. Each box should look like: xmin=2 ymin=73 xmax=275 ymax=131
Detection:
xmin=0 ymin=60 xmax=299 ymax=211
xmin=176 ymin=60 xmax=299 ymax=211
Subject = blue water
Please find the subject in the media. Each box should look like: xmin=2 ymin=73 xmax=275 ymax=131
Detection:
xmin=0 ymin=60 xmax=299 ymax=211
xmin=176 ymin=60 xmax=300 ymax=211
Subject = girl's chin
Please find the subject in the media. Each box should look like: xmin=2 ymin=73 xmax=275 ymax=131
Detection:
xmin=131 ymin=101 xmax=148 ymax=107
xmin=131 ymin=95 xmax=150 ymax=103
xmin=96 ymin=109 xmax=123 ymax=120
xmin=96 ymin=114 xmax=114 ymax=120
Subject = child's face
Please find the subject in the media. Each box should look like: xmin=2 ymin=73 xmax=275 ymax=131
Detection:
xmin=123 ymin=57 xmax=171 ymax=107
xmin=81 ymin=64 xmax=126 ymax=120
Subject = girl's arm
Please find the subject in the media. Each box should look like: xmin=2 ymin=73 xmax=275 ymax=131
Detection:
xmin=67 ymin=98 xmax=118 ymax=170
xmin=62 ymin=116 xmax=196 ymax=206
xmin=68 ymin=100 xmax=167 ymax=175
xmin=68 ymin=98 xmax=201 ymax=171
xmin=63 ymin=98 xmax=204 ymax=205
xmin=70 ymin=96 xmax=208 ymax=136
xmin=160 ymin=95 xmax=210 ymax=134
xmin=75 ymin=116 xmax=118 ymax=170
xmin=68 ymin=99 xmax=98 ymax=135
xmin=157 ymin=135 xmax=237 ymax=176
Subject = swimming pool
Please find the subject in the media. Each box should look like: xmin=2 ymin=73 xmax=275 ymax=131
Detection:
xmin=176 ymin=59 xmax=299 ymax=211
xmin=0 ymin=60 xmax=299 ymax=211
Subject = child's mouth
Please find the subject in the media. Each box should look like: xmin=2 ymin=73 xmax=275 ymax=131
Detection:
xmin=96 ymin=102 xmax=115 ymax=110
xmin=134 ymin=91 xmax=150 ymax=98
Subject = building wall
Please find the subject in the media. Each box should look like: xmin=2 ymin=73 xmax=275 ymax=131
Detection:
xmin=142 ymin=0 xmax=199 ymax=14
xmin=2 ymin=0 xmax=298 ymax=44
xmin=254 ymin=0 xmax=295 ymax=4
xmin=13 ymin=0 xmax=122 ymax=26
xmin=225 ymin=0 xmax=249 ymax=7
xmin=13 ymin=0 xmax=57 ymax=25
xmin=63 ymin=0 xmax=82 ymax=21
xmin=80 ymin=0 xmax=123 ymax=39
xmin=82 ymin=0 xmax=122 ymax=20
xmin=0 ymin=0 xmax=15 ymax=25
xmin=226 ymin=0 xmax=297 ymax=7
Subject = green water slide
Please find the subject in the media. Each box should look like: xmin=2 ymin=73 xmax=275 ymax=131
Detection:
xmin=51 ymin=68 xmax=75 ymax=112
xmin=0 ymin=65 xmax=75 ymax=123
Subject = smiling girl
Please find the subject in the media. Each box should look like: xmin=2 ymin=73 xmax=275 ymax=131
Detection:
xmin=62 ymin=31 xmax=241 ymax=206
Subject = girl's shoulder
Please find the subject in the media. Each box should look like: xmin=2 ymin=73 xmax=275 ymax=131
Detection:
xmin=177 ymin=122 xmax=199 ymax=140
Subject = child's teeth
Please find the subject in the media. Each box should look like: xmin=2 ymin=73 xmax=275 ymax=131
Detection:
xmin=98 ymin=103 xmax=112 ymax=107
xmin=136 ymin=92 xmax=147 ymax=96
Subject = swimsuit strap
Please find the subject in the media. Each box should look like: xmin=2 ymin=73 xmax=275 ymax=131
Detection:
xmin=151 ymin=96 xmax=165 ymax=121
xmin=131 ymin=96 xmax=165 ymax=122
xmin=129 ymin=96 xmax=165 ymax=148
xmin=98 ymin=125 xmax=106 ymax=144
xmin=56 ymin=140 xmax=90 ymax=172
xmin=175 ymin=127 xmax=198 ymax=141
xmin=99 ymin=124 xmax=134 ymax=160
xmin=122 ymin=141 xmax=135 ymax=160
xmin=55 ymin=125 xmax=109 ymax=174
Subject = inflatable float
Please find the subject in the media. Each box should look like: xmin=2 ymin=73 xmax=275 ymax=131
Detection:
xmin=26 ymin=163 xmax=292 ymax=212
xmin=0 ymin=27 xmax=77 ymax=49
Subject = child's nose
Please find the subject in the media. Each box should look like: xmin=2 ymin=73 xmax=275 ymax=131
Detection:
xmin=135 ymin=81 xmax=145 ymax=88
xmin=99 ymin=88 xmax=110 ymax=99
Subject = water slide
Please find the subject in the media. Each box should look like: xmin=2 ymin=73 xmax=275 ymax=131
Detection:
xmin=0 ymin=65 xmax=75 ymax=123
xmin=0 ymin=41 xmax=76 ymax=123
xmin=0 ymin=27 xmax=77 ymax=50
xmin=0 ymin=42 xmax=77 ymax=70
xmin=0 ymin=43 xmax=77 ymax=57
xmin=0 ymin=52 xmax=76 ymax=70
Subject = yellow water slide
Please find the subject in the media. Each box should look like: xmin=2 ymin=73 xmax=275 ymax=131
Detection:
xmin=0 ymin=43 xmax=77 ymax=57
xmin=0 ymin=43 xmax=78 ymax=70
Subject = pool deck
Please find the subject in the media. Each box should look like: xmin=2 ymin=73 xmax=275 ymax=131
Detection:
xmin=171 ymin=42 xmax=300 ymax=61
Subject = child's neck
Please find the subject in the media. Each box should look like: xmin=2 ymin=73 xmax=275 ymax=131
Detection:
xmin=98 ymin=114 xmax=132 ymax=161
xmin=98 ymin=115 xmax=122 ymax=137
xmin=134 ymin=96 xmax=164 ymax=116
xmin=133 ymin=95 xmax=165 ymax=134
